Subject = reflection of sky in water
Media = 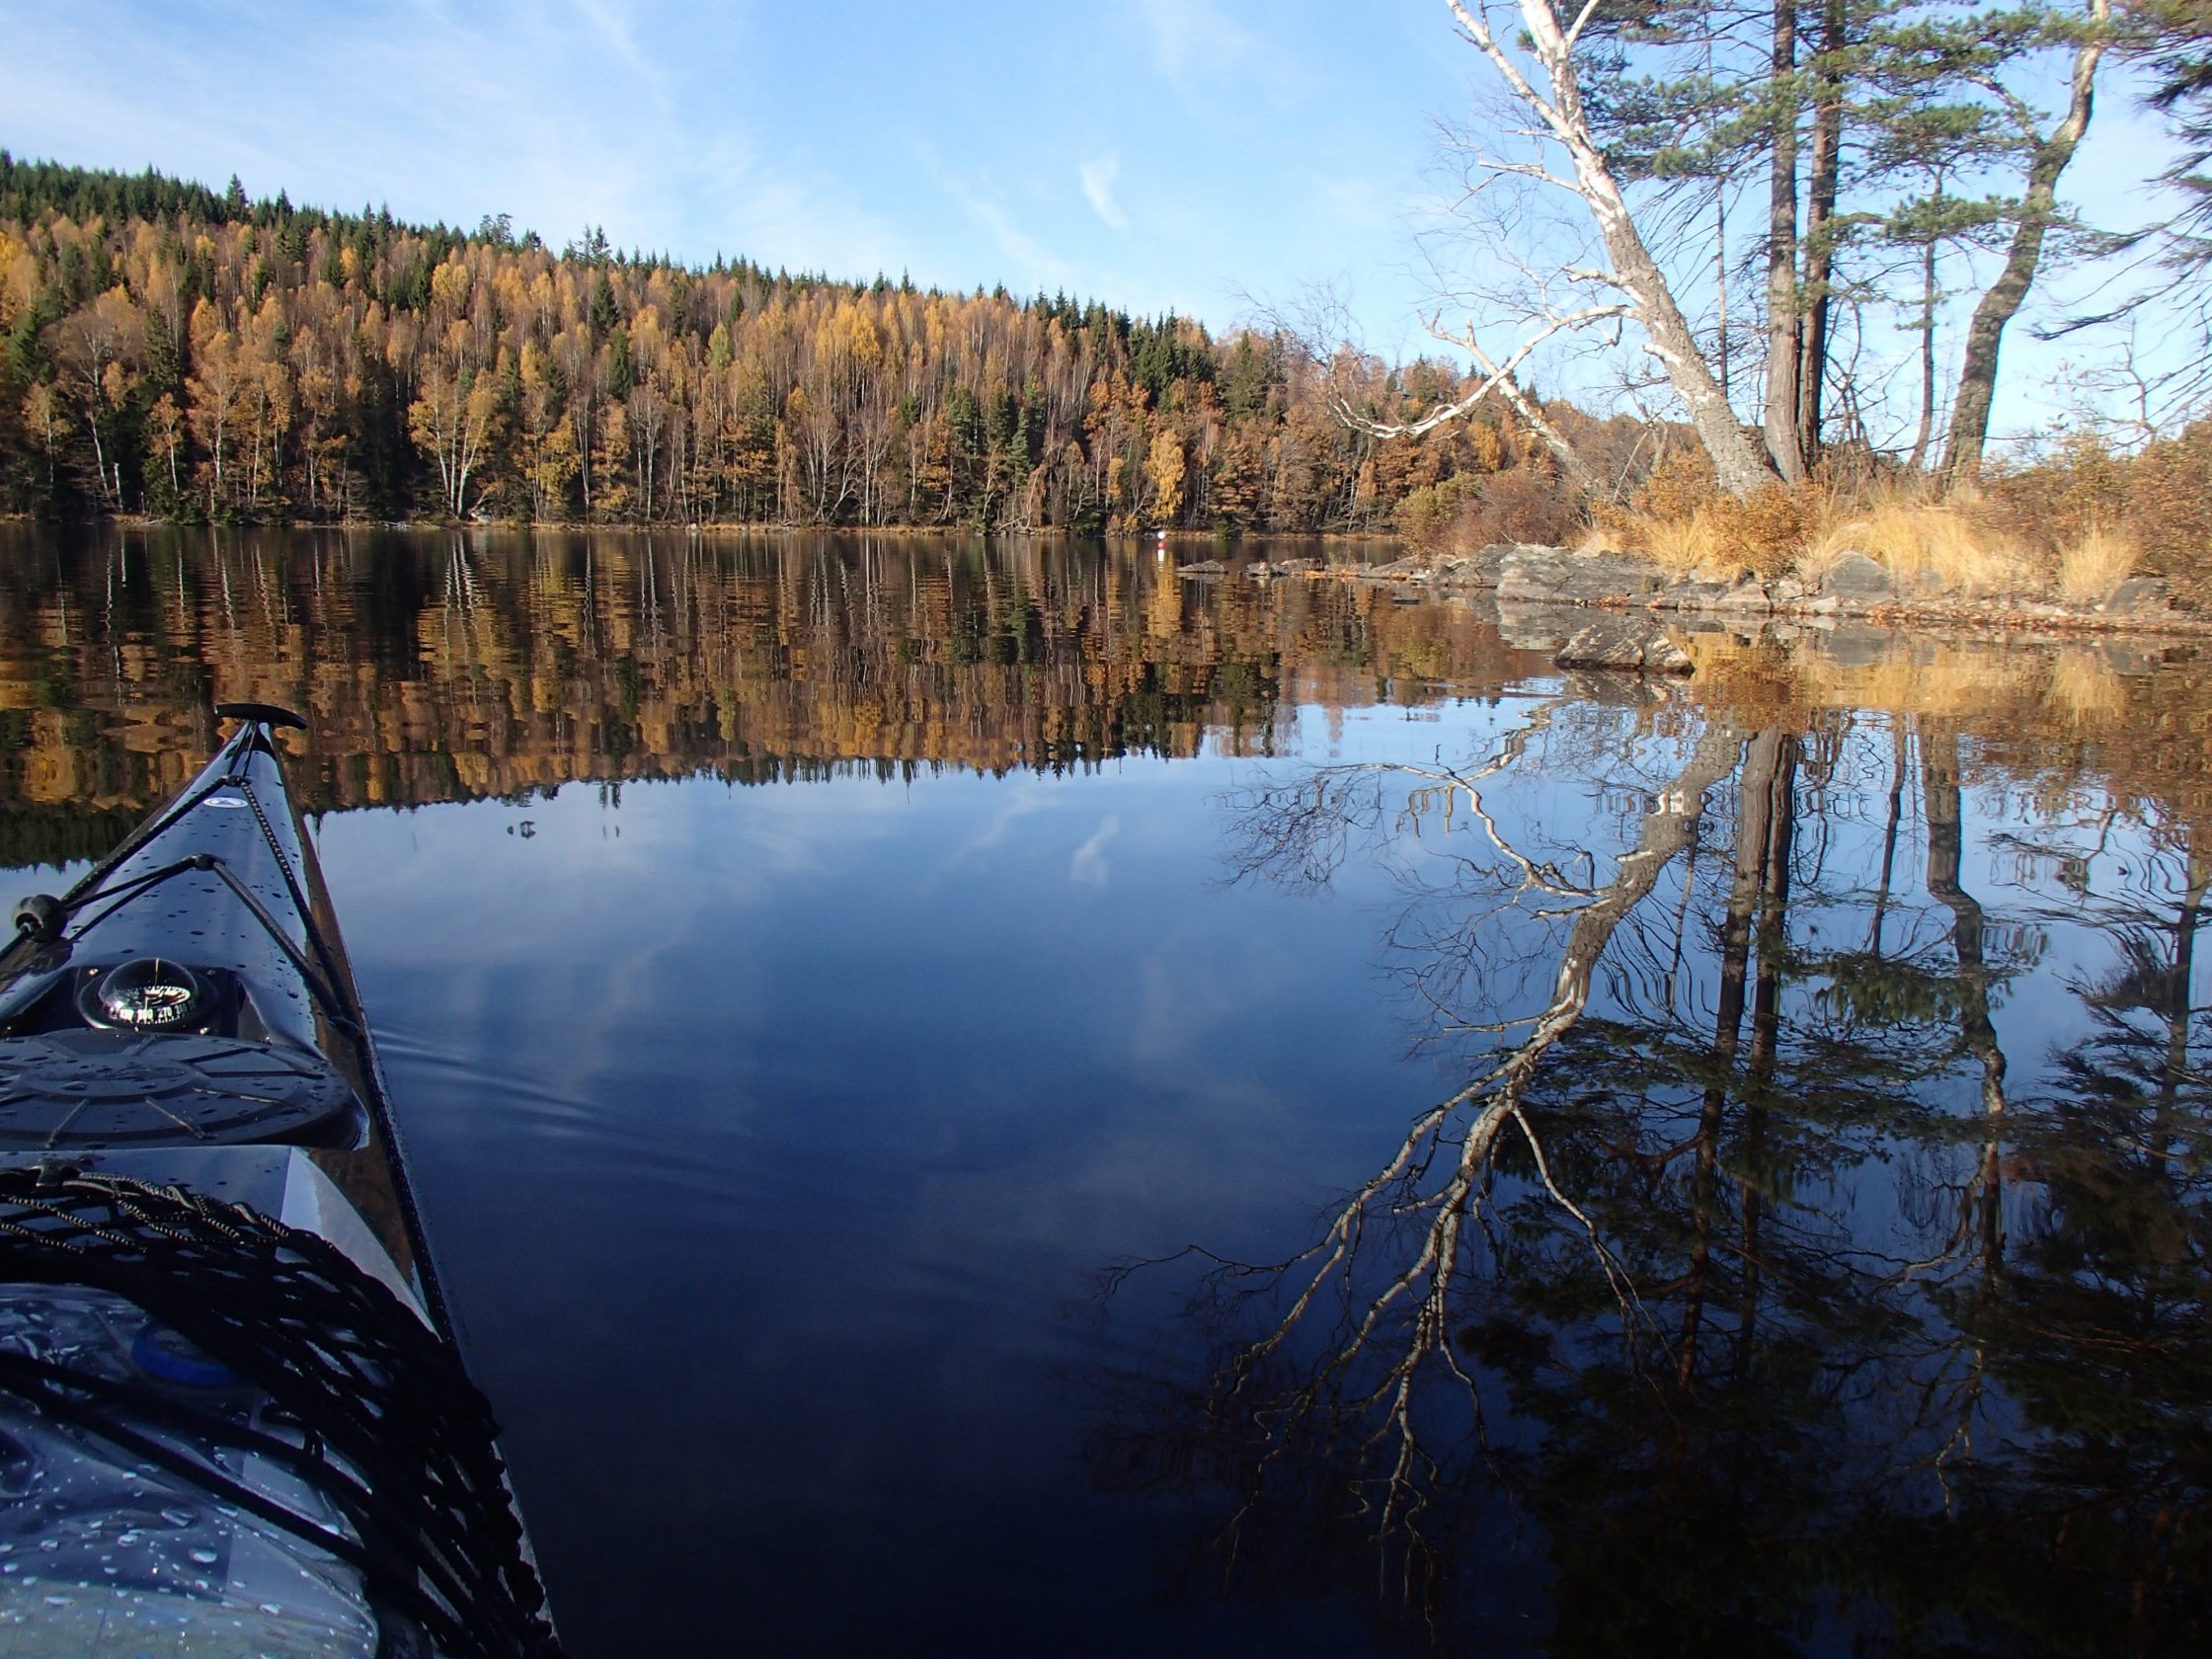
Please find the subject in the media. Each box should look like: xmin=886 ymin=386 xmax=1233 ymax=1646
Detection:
xmin=7 ymin=679 xmax=2205 ymax=1656
xmin=315 ymin=728 xmax=1450 ymax=1654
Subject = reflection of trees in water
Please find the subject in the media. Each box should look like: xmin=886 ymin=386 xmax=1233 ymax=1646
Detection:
xmin=0 ymin=527 xmax=1543 ymax=855
xmin=1102 ymin=698 xmax=2210 ymax=1653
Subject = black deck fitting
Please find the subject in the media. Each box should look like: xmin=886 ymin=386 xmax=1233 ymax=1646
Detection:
xmin=214 ymin=702 xmax=309 ymax=731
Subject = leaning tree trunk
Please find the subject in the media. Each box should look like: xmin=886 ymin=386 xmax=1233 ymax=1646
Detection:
xmin=1941 ymin=4 xmax=2107 ymax=482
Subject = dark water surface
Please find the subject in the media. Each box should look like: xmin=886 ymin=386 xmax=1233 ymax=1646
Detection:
xmin=3 ymin=526 xmax=2208 ymax=1655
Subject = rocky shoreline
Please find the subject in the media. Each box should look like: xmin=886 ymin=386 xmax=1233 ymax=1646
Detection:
xmin=1172 ymin=542 xmax=2206 ymax=674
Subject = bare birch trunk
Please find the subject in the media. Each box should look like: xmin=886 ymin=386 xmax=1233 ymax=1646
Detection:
xmin=1442 ymin=2 xmax=1777 ymax=497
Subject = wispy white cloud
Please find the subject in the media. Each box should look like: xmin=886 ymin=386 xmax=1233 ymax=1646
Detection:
xmin=687 ymin=131 xmax=906 ymax=278
xmin=926 ymin=157 xmax=1075 ymax=292
xmin=1079 ymin=153 xmax=1130 ymax=231
xmin=0 ymin=0 xmax=1431 ymax=359
xmin=1133 ymin=0 xmax=1256 ymax=81
xmin=569 ymin=0 xmax=663 ymax=92
xmin=1128 ymin=0 xmax=1309 ymax=100
xmin=0 ymin=1 xmax=908 ymax=276
xmin=1311 ymin=171 xmax=1405 ymax=237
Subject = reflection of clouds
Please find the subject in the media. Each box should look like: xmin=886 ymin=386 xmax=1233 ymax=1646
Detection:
xmin=1070 ymin=816 xmax=1120 ymax=888
xmin=709 ymin=776 xmax=911 ymax=896
xmin=941 ymin=786 xmax=1057 ymax=873
xmin=1131 ymin=951 xmax=1232 ymax=1069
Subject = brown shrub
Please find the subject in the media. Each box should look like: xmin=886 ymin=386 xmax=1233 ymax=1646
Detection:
xmin=1616 ymin=482 xmax=1817 ymax=581
xmin=1633 ymin=446 xmax=1722 ymax=522
xmin=1985 ymin=434 xmax=2131 ymax=549
xmin=1394 ymin=475 xmax=1475 ymax=555
xmin=1592 ymin=445 xmax=1727 ymax=569
xmin=1987 ymin=421 xmax=2212 ymax=609
xmin=1452 ymin=464 xmax=1587 ymax=549
xmin=1706 ymin=484 xmax=1816 ymax=577
xmin=2120 ymin=422 xmax=2212 ymax=608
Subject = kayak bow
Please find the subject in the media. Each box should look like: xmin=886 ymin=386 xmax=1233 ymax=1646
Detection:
xmin=0 ymin=704 xmax=559 ymax=1657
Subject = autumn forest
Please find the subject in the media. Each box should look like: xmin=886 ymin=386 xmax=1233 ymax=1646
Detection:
xmin=0 ymin=156 xmax=1615 ymax=537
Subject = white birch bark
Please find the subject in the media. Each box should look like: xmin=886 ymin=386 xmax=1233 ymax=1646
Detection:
xmin=1438 ymin=1 xmax=1776 ymax=497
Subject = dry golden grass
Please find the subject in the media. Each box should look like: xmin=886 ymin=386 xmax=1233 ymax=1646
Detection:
xmin=1639 ymin=512 xmax=1727 ymax=575
xmin=1598 ymin=445 xmax=2198 ymax=602
xmin=1802 ymin=496 xmax=2034 ymax=594
xmin=2055 ymin=526 xmax=2139 ymax=604
xmin=1605 ymin=476 xmax=1809 ymax=580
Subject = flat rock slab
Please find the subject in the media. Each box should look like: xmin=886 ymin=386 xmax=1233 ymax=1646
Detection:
xmin=1658 ymin=579 xmax=1739 ymax=608
xmin=1499 ymin=547 xmax=1666 ymax=604
xmin=1553 ymin=618 xmax=1696 ymax=675
xmin=1432 ymin=545 xmax=1512 ymax=588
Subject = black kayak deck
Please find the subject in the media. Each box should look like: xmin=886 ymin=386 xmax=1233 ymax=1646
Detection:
xmin=0 ymin=714 xmax=367 ymax=1153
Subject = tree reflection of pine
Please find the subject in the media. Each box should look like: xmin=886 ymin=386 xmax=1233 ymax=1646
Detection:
xmin=0 ymin=528 xmax=1540 ymax=864
xmin=1096 ymin=687 xmax=2210 ymax=1655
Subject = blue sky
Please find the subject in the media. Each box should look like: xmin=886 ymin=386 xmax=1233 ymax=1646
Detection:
xmin=0 ymin=0 xmax=2189 ymax=438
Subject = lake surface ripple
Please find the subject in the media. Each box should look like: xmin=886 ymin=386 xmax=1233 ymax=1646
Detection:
xmin=4 ymin=526 xmax=2208 ymax=1655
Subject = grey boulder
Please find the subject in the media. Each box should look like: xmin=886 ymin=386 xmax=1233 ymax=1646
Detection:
xmin=1818 ymin=551 xmax=1897 ymax=600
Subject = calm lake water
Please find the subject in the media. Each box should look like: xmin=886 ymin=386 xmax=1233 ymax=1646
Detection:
xmin=2 ymin=525 xmax=2207 ymax=1655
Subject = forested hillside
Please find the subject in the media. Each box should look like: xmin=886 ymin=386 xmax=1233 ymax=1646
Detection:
xmin=0 ymin=156 xmax=1621 ymax=532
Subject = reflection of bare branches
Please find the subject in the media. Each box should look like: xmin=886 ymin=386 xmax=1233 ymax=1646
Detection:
xmin=1220 ymin=699 xmax=1563 ymax=898
xmin=1214 ymin=768 xmax=1386 ymax=893
xmin=1119 ymin=705 xmax=2212 ymax=1649
xmin=1189 ymin=716 xmax=1744 ymax=1601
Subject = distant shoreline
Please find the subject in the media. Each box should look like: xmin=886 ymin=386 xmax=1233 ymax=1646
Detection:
xmin=8 ymin=516 xmax=2206 ymax=644
xmin=3 ymin=511 xmax=1400 ymax=544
